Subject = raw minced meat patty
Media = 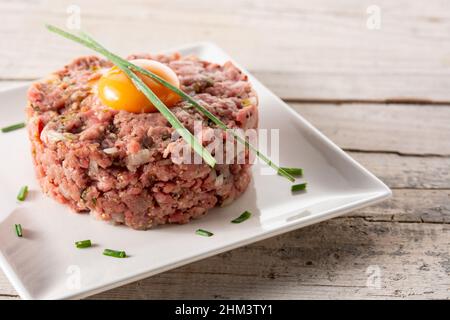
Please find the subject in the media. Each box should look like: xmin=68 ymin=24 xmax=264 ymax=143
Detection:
xmin=26 ymin=52 xmax=258 ymax=230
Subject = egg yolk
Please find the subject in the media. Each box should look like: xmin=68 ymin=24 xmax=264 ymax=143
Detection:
xmin=97 ymin=59 xmax=181 ymax=113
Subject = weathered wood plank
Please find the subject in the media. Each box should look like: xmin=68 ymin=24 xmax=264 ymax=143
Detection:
xmin=1 ymin=0 xmax=450 ymax=102
xmin=349 ymin=153 xmax=450 ymax=189
xmin=90 ymin=218 xmax=450 ymax=300
xmin=293 ymin=103 xmax=450 ymax=156
xmin=352 ymin=189 xmax=450 ymax=223
xmin=1 ymin=189 xmax=449 ymax=299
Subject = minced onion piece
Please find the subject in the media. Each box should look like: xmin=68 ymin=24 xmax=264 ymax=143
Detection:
xmin=44 ymin=130 xmax=65 ymax=142
xmin=64 ymin=132 xmax=78 ymax=140
xmin=220 ymin=197 xmax=234 ymax=207
xmin=231 ymin=211 xmax=252 ymax=223
xmin=42 ymin=130 xmax=76 ymax=143
xmin=103 ymin=147 xmax=118 ymax=155
xmin=214 ymin=174 xmax=224 ymax=187
xmin=58 ymin=185 xmax=71 ymax=200
xmin=103 ymin=249 xmax=127 ymax=258
xmin=88 ymin=160 xmax=99 ymax=175
xmin=17 ymin=186 xmax=28 ymax=201
xmin=195 ymin=229 xmax=214 ymax=237
xmin=127 ymin=149 xmax=152 ymax=167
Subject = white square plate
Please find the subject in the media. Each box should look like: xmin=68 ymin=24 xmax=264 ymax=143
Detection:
xmin=0 ymin=42 xmax=391 ymax=299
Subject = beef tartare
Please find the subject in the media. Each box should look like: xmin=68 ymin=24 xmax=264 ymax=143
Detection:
xmin=26 ymin=52 xmax=258 ymax=230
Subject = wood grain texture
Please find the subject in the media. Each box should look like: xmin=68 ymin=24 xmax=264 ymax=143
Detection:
xmin=349 ymin=153 xmax=450 ymax=189
xmin=1 ymin=193 xmax=449 ymax=299
xmin=1 ymin=0 xmax=450 ymax=102
xmin=91 ymin=217 xmax=450 ymax=299
xmin=293 ymin=103 xmax=450 ymax=156
xmin=351 ymin=189 xmax=450 ymax=223
xmin=1 ymin=0 xmax=449 ymax=300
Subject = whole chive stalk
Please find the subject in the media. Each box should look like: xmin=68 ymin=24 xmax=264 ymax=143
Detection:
xmin=45 ymin=25 xmax=294 ymax=182
xmin=1 ymin=122 xmax=25 ymax=133
xmin=291 ymin=183 xmax=307 ymax=192
xmin=125 ymin=57 xmax=294 ymax=182
xmin=45 ymin=25 xmax=215 ymax=168
xmin=231 ymin=210 xmax=252 ymax=223
xmin=15 ymin=224 xmax=23 ymax=237
xmin=278 ymin=167 xmax=303 ymax=177
xmin=195 ymin=229 xmax=214 ymax=237
xmin=17 ymin=186 xmax=28 ymax=201
xmin=75 ymin=240 xmax=92 ymax=249
xmin=103 ymin=249 xmax=126 ymax=258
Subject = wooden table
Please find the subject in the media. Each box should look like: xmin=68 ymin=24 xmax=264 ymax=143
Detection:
xmin=1 ymin=0 xmax=449 ymax=299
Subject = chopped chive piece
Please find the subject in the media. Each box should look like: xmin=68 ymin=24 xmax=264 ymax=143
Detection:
xmin=291 ymin=183 xmax=307 ymax=192
xmin=75 ymin=240 xmax=92 ymax=249
xmin=1 ymin=122 xmax=25 ymax=133
xmin=279 ymin=167 xmax=303 ymax=177
xmin=195 ymin=229 xmax=214 ymax=237
xmin=231 ymin=211 xmax=252 ymax=223
xmin=15 ymin=224 xmax=23 ymax=237
xmin=103 ymin=249 xmax=126 ymax=258
xmin=17 ymin=186 xmax=29 ymax=201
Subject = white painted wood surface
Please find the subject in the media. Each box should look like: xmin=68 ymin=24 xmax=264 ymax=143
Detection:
xmin=0 ymin=0 xmax=449 ymax=299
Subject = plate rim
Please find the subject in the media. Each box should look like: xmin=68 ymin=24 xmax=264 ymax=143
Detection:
xmin=0 ymin=41 xmax=391 ymax=300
